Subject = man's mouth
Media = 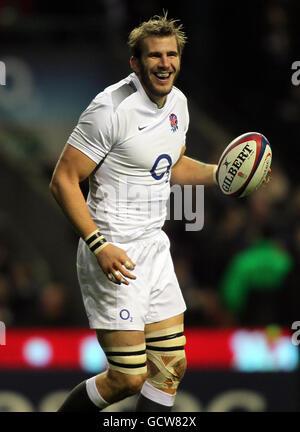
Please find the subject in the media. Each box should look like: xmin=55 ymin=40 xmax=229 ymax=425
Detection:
xmin=153 ymin=72 xmax=171 ymax=81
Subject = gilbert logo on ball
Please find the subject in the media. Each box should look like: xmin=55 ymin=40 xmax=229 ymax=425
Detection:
xmin=216 ymin=132 xmax=272 ymax=198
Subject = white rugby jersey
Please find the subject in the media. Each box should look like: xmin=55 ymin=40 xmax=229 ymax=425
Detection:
xmin=68 ymin=72 xmax=189 ymax=242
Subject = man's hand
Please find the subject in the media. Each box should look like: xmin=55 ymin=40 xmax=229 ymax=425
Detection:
xmin=96 ymin=243 xmax=136 ymax=285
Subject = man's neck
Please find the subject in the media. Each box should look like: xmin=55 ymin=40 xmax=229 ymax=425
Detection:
xmin=134 ymin=73 xmax=167 ymax=109
xmin=144 ymin=88 xmax=166 ymax=109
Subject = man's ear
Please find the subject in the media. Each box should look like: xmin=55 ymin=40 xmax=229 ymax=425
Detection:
xmin=130 ymin=56 xmax=139 ymax=74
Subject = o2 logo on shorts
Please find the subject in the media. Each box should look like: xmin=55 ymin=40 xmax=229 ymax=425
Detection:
xmin=150 ymin=154 xmax=172 ymax=183
xmin=119 ymin=309 xmax=133 ymax=322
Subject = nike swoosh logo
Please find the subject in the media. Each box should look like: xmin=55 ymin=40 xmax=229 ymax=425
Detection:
xmin=138 ymin=126 xmax=147 ymax=130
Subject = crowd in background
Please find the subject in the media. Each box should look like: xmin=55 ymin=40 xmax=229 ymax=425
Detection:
xmin=0 ymin=219 xmax=76 ymax=327
xmin=0 ymin=160 xmax=299 ymax=329
xmin=0 ymin=0 xmax=299 ymax=329
xmin=168 ymin=163 xmax=300 ymax=327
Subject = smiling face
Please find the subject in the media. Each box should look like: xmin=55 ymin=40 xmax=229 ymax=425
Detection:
xmin=130 ymin=35 xmax=181 ymax=108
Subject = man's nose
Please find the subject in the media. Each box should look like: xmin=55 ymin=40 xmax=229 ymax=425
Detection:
xmin=158 ymin=54 xmax=170 ymax=68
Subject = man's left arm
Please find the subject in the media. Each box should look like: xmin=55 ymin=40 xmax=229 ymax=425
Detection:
xmin=171 ymin=146 xmax=218 ymax=187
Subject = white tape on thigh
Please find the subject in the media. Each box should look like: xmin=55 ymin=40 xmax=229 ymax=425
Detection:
xmin=145 ymin=324 xmax=186 ymax=390
xmin=103 ymin=342 xmax=147 ymax=375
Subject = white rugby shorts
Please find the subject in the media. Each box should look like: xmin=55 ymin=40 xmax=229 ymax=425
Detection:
xmin=76 ymin=230 xmax=186 ymax=330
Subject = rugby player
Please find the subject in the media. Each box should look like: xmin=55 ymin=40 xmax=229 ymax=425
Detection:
xmin=50 ymin=13 xmax=217 ymax=412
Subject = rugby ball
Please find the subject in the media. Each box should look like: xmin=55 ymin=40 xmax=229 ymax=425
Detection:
xmin=216 ymin=132 xmax=272 ymax=198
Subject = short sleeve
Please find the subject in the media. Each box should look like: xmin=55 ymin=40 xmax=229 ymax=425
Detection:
xmin=67 ymin=99 xmax=114 ymax=164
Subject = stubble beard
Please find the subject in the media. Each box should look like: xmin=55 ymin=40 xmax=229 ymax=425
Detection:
xmin=138 ymin=60 xmax=180 ymax=100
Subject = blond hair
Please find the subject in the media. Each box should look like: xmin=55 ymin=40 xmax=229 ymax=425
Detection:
xmin=128 ymin=12 xmax=187 ymax=58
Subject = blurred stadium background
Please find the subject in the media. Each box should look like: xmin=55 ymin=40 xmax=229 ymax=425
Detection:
xmin=0 ymin=0 xmax=300 ymax=412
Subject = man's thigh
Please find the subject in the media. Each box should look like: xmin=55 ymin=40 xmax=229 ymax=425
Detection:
xmin=145 ymin=313 xmax=184 ymax=334
xmin=96 ymin=329 xmax=145 ymax=347
xmin=96 ymin=329 xmax=147 ymax=382
xmin=96 ymin=313 xmax=184 ymax=350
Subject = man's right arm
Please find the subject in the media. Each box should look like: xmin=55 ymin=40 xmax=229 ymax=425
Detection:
xmin=50 ymin=144 xmax=99 ymax=238
xmin=49 ymin=144 xmax=136 ymax=285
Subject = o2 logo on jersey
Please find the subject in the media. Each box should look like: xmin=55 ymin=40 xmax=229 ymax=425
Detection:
xmin=150 ymin=154 xmax=172 ymax=183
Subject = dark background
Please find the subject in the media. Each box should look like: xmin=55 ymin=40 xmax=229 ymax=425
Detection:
xmin=0 ymin=0 xmax=300 ymax=412
xmin=1 ymin=0 xmax=299 ymax=328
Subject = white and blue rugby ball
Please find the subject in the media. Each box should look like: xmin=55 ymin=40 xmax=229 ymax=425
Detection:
xmin=216 ymin=132 xmax=272 ymax=198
